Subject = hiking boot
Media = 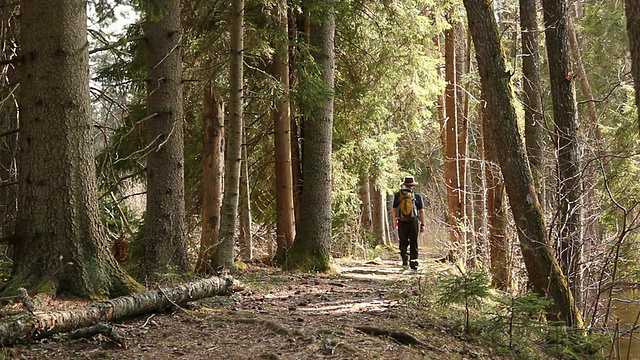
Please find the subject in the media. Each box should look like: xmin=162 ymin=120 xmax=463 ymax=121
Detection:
xmin=410 ymin=260 xmax=418 ymax=270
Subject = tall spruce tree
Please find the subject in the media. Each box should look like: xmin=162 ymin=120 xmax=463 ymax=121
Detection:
xmin=141 ymin=0 xmax=191 ymax=280
xmin=284 ymin=0 xmax=335 ymax=272
xmin=13 ymin=0 xmax=143 ymax=298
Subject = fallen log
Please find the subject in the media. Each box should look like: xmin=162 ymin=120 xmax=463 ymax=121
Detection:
xmin=0 ymin=275 xmax=242 ymax=345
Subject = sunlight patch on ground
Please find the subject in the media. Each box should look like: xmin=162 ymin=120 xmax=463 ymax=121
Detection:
xmin=297 ymin=299 xmax=400 ymax=315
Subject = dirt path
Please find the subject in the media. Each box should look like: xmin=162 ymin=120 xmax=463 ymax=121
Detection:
xmin=11 ymin=256 xmax=506 ymax=359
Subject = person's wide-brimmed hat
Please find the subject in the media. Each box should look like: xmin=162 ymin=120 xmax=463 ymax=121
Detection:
xmin=402 ymin=176 xmax=419 ymax=186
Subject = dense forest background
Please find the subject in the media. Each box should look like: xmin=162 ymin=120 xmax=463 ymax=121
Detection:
xmin=1 ymin=0 xmax=640 ymax=355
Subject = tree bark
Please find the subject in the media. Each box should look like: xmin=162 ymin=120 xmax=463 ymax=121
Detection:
xmin=462 ymin=0 xmax=583 ymax=327
xmin=519 ymin=0 xmax=546 ymax=206
xmin=0 ymin=276 xmax=240 ymax=346
xmin=284 ymin=0 xmax=335 ymax=272
xmin=142 ymin=0 xmax=191 ymax=279
xmin=273 ymin=0 xmax=295 ymax=265
xmin=443 ymin=18 xmax=467 ymax=262
xmin=567 ymin=16 xmax=597 ymax=130
xmin=215 ymin=0 xmax=245 ymax=273
xmin=290 ymin=10 xmax=307 ymax=224
xmin=624 ymin=0 xmax=640 ymax=131
xmin=358 ymin=174 xmax=373 ymax=234
xmin=14 ymin=0 xmax=143 ymax=298
xmin=239 ymin=122 xmax=253 ymax=261
xmin=542 ymin=0 xmax=583 ymax=304
xmin=483 ymin=104 xmax=509 ymax=290
xmin=0 ymin=1 xmax=18 ymax=239
xmin=196 ymin=84 xmax=225 ymax=274
xmin=370 ymin=179 xmax=385 ymax=247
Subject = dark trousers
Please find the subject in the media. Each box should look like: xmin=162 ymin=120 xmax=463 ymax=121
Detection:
xmin=398 ymin=220 xmax=419 ymax=268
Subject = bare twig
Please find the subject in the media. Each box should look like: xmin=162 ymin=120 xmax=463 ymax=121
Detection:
xmin=89 ymin=35 xmax=146 ymax=55
xmin=17 ymin=288 xmax=37 ymax=315
xmin=67 ymin=323 xmax=127 ymax=347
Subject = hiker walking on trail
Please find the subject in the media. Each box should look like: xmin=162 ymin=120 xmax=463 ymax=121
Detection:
xmin=392 ymin=176 xmax=425 ymax=270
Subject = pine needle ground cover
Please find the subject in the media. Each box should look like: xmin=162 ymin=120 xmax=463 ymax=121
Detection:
xmin=6 ymin=254 xmax=584 ymax=359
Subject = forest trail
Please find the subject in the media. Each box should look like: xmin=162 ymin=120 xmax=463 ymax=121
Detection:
xmin=13 ymin=253 xmax=509 ymax=360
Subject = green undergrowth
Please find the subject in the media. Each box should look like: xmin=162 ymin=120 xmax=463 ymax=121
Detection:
xmin=388 ymin=266 xmax=610 ymax=360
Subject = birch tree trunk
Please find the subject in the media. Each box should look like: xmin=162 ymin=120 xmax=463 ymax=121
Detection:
xmin=0 ymin=276 xmax=239 ymax=346
xmin=215 ymin=0 xmax=245 ymax=273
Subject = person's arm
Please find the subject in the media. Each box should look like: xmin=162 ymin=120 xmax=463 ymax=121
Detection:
xmin=417 ymin=194 xmax=426 ymax=232
xmin=391 ymin=193 xmax=398 ymax=228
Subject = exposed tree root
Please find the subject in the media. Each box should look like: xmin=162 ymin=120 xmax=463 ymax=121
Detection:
xmin=355 ymin=325 xmax=424 ymax=345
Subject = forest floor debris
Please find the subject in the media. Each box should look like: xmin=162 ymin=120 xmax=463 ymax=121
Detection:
xmin=6 ymin=253 xmax=531 ymax=359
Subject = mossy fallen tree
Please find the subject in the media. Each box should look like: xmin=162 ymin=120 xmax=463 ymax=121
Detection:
xmin=0 ymin=276 xmax=242 ymax=345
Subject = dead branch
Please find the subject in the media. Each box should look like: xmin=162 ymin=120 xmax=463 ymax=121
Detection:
xmin=16 ymin=288 xmax=36 ymax=315
xmin=89 ymin=35 xmax=146 ymax=55
xmin=67 ymin=323 xmax=126 ymax=347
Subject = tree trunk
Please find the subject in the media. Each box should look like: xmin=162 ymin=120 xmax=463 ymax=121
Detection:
xmin=142 ymin=0 xmax=191 ymax=279
xmin=443 ymin=19 xmax=467 ymax=263
xmin=239 ymin=123 xmax=253 ymax=261
xmin=462 ymin=0 xmax=583 ymax=327
xmin=273 ymin=0 xmax=295 ymax=265
xmin=387 ymin=194 xmax=397 ymax=245
xmin=291 ymin=114 xmax=303 ymax=223
xmin=567 ymin=14 xmax=600 ymax=141
xmin=542 ymin=0 xmax=583 ymax=305
xmin=0 ymin=276 xmax=240 ymax=346
xmin=624 ymin=0 xmax=640 ymax=130
xmin=519 ymin=0 xmax=546 ymax=206
xmin=284 ymin=0 xmax=335 ymax=272
xmin=483 ymin=104 xmax=509 ymax=290
xmin=196 ymin=84 xmax=225 ymax=274
xmin=13 ymin=0 xmax=143 ymax=298
xmin=290 ymin=10 xmax=307 ymax=224
xmin=370 ymin=179 xmax=385 ymax=247
xmin=0 ymin=1 xmax=18 ymax=239
xmin=358 ymin=174 xmax=373 ymax=234
xmin=215 ymin=0 xmax=245 ymax=273
xmin=383 ymin=195 xmax=391 ymax=246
